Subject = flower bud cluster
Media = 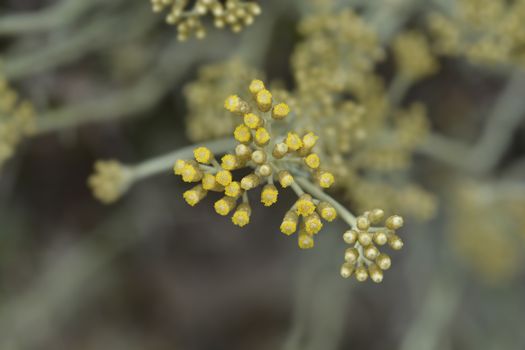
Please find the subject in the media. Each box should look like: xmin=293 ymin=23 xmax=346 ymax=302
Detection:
xmin=0 ymin=73 xmax=36 ymax=171
xmin=150 ymin=0 xmax=261 ymax=41
xmin=174 ymin=80 xmax=339 ymax=249
xmin=340 ymin=209 xmax=405 ymax=283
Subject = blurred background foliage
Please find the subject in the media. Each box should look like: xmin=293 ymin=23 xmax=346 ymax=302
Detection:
xmin=1 ymin=0 xmax=525 ymax=349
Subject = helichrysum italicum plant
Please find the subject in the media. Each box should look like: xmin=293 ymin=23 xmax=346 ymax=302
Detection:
xmin=150 ymin=0 xmax=261 ymax=41
xmin=427 ymin=0 xmax=525 ymax=67
xmin=0 ymin=69 xmax=36 ymax=171
xmin=173 ymin=79 xmax=406 ymax=282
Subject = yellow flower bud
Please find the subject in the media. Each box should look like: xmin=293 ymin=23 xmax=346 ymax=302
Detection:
xmin=278 ymin=170 xmax=294 ymax=188
xmin=295 ymin=194 xmax=316 ymax=216
xmin=173 ymin=159 xmax=186 ymax=175
xmin=255 ymin=89 xmax=272 ymax=112
xmin=358 ymin=232 xmax=373 ymax=246
xmin=344 ymin=247 xmax=359 ymax=264
xmin=234 ymin=124 xmax=252 ymax=143
xmin=215 ymin=170 xmax=233 ymax=186
xmin=183 ymin=185 xmax=208 ymax=206
xmin=271 ymin=102 xmax=290 ymax=120
xmin=368 ymin=264 xmax=384 ymax=283
xmin=232 ymin=203 xmax=251 ymax=227
xmin=224 ymin=94 xmax=241 ymax=113
xmin=304 ymin=213 xmax=323 ymax=234
xmin=340 ymin=263 xmax=355 ymax=278
xmin=214 ymin=196 xmax=237 ymax=216
xmin=376 ymin=254 xmax=392 ymax=270
xmin=373 ymin=231 xmax=388 ymax=245
xmin=280 ymin=211 xmax=298 ymax=235
xmin=343 ymin=229 xmax=358 ymax=244
xmin=181 ymin=163 xmax=203 ymax=183
xmin=386 ymin=215 xmax=404 ymax=230
xmin=388 ymin=234 xmax=404 ymax=250
xmin=261 ymin=184 xmax=278 ymax=206
xmin=317 ymin=171 xmax=335 ymax=188
xmin=355 ymin=266 xmax=369 ymax=282
xmin=364 ymin=244 xmax=380 ymax=260
xmin=249 ymin=79 xmax=265 ymax=96
xmin=285 ymin=132 xmax=303 ymax=151
xmin=224 ymin=181 xmax=242 ymax=197
xmin=202 ymin=173 xmax=224 ymax=191
xmin=255 ymin=127 xmax=271 ymax=146
xmin=240 ymin=173 xmax=260 ymax=190
xmin=251 ymin=149 xmax=267 ymax=165
xmin=244 ymin=112 xmax=262 ymax=129
xmin=302 ymin=132 xmax=318 ymax=150
xmin=298 ymin=232 xmax=315 ymax=249
xmin=317 ymin=202 xmax=337 ymax=222
xmin=304 ymin=153 xmax=321 ymax=169
xmin=356 ymin=216 xmax=370 ymax=231
xmin=272 ymin=143 xmax=289 ymax=159
xmin=193 ymin=147 xmax=213 ymax=164
xmin=221 ymin=154 xmax=240 ymax=170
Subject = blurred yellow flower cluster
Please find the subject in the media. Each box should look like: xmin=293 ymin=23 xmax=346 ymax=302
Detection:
xmin=428 ymin=0 xmax=525 ymax=66
xmin=184 ymin=59 xmax=263 ymax=141
xmin=151 ymin=0 xmax=261 ymax=41
xmin=181 ymin=9 xmax=438 ymax=221
xmin=0 ymin=70 xmax=36 ymax=171
xmin=449 ymin=180 xmax=525 ymax=284
xmin=88 ymin=160 xmax=133 ymax=204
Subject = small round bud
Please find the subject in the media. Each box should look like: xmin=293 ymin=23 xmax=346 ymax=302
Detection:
xmin=278 ymin=170 xmax=294 ymax=188
xmin=194 ymin=147 xmax=213 ymax=164
xmin=271 ymin=103 xmax=290 ymax=120
xmin=255 ymin=89 xmax=272 ymax=112
xmin=214 ymin=196 xmax=237 ymax=216
xmin=304 ymin=213 xmax=323 ymax=234
xmin=251 ymin=150 xmax=267 ymax=164
xmin=302 ymin=132 xmax=318 ymax=149
xmin=280 ymin=211 xmax=299 ymax=235
xmin=356 ymin=216 xmax=370 ymax=231
xmin=343 ymin=229 xmax=358 ymax=244
xmin=368 ymin=264 xmax=384 ymax=283
xmin=224 ymin=181 xmax=242 ymax=197
xmin=373 ymin=231 xmax=388 ymax=245
xmin=355 ymin=266 xmax=369 ymax=282
xmin=368 ymin=208 xmax=385 ymax=223
xmin=249 ymin=79 xmax=265 ymax=96
xmin=304 ymin=153 xmax=321 ymax=169
xmin=364 ymin=245 xmax=380 ymax=260
xmin=386 ymin=215 xmax=404 ymax=230
xmin=285 ymin=132 xmax=303 ymax=151
xmin=234 ymin=124 xmax=252 ymax=143
xmin=340 ymin=263 xmax=354 ymax=279
xmin=358 ymin=232 xmax=373 ymax=246
xmin=344 ymin=248 xmax=359 ymax=264
xmin=376 ymin=254 xmax=392 ymax=270
xmin=255 ymin=127 xmax=271 ymax=146
xmin=272 ymin=143 xmax=289 ymax=159
xmin=388 ymin=234 xmax=404 ymax=250
xmin=215 ymin=170 xmax=233 ymax=186
xmin=235 ymin=144 xmax=252 ymax=159
xmin=244 ymin=113 xmax=262 ymax=129
xmin=257 ymin=164 xmax=272 ymax=177
xmin=232 ymin=203 xmax=251 ymax=227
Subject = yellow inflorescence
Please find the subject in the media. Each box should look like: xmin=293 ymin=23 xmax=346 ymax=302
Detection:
xmin=151 ymin=0 xmax=262 ymax=41
xmin=174 ymin=80 xmax=339 ymax=251
xmin=88 ymin=160 xmax=133 ymax=204
xmin=0 ymin=73 xmax=36 ymax=171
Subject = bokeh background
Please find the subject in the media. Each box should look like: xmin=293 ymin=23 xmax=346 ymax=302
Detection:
xmin=1 ymin=0 xmax=525 ymax=349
